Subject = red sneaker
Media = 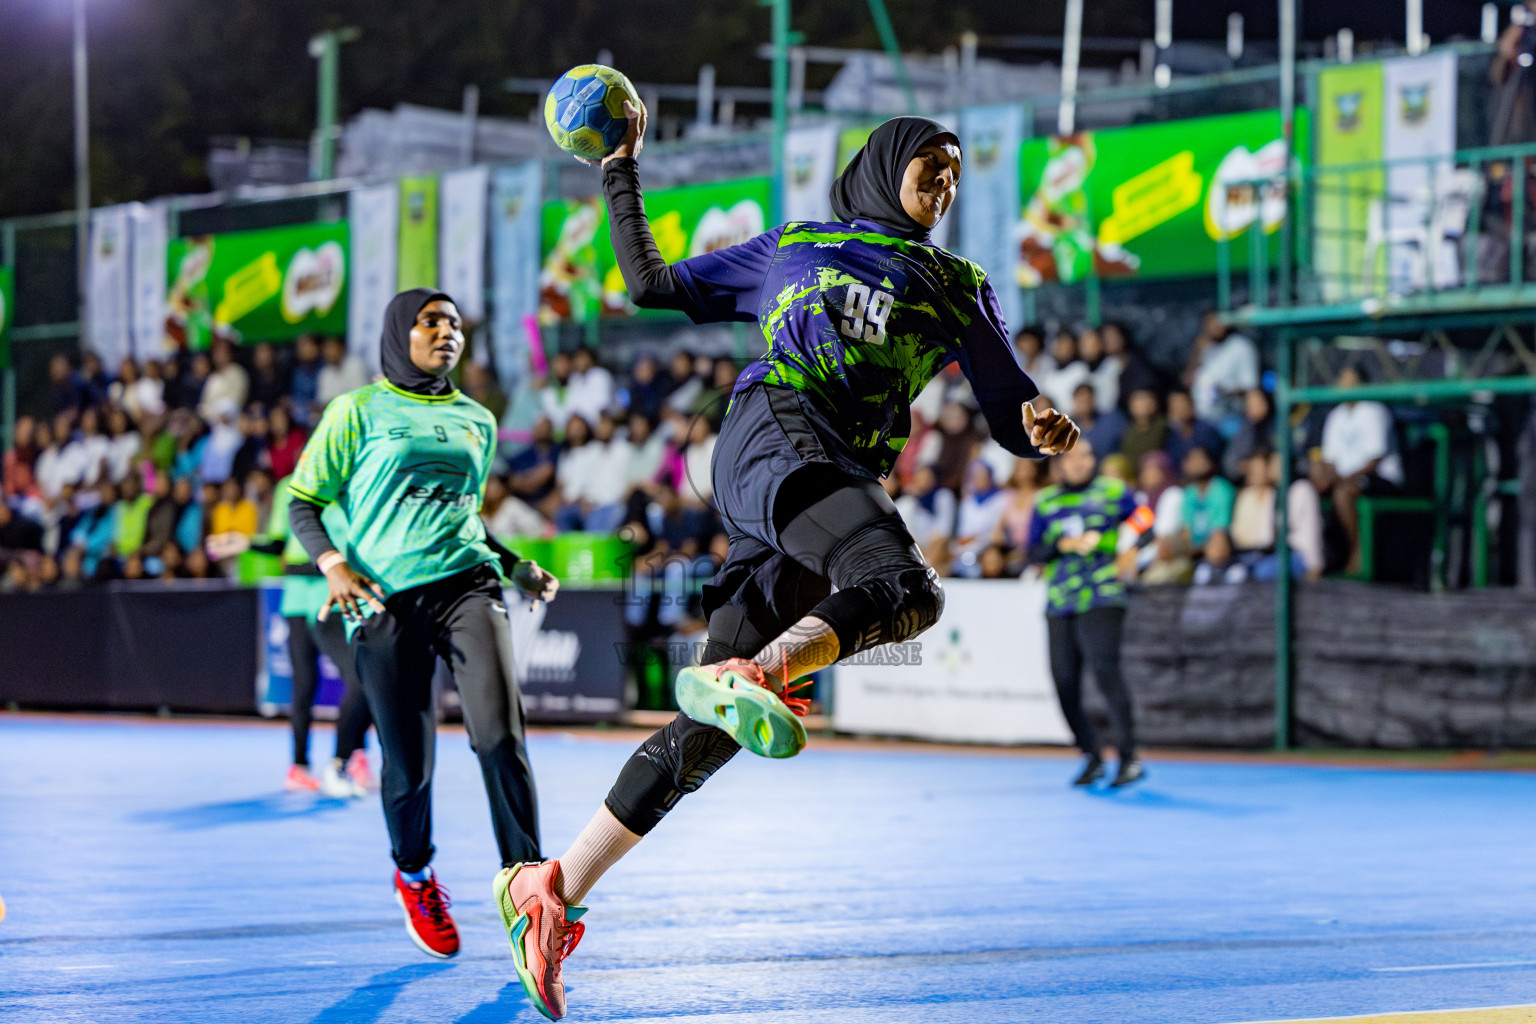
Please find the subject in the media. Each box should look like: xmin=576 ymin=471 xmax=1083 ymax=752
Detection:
xmin=345 ymin=750 xmax=379 ymax=791
xmin=496 ymin=861 xmax=586 ymax=1020
xmin=285 ymin=764 xmax=320 ymax=791
xmin=393 ymin=870 xmax=460 ymax=959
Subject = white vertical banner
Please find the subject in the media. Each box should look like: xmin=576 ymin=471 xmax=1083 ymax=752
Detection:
xmin=833 ymin=578 xmax=1072 ymax=745
xmin=490 ymin=162 xmax=542 ymax=397
xmin=439 ymin=166 xmax=490 ymax=321
xmin=783 ymin=122 xmax=840 ymax=224
xmin=348 ymin=182 xmax=400 ymax=375
xmin=958 ymin=103 xmax=1025 ymax=332
xmin=128 ymin=201 xmax=168 ymax=361
xmin=1382 ymin=52 xmax=1458 ymax=291
xmin=86 ymin=205 xmax=133 ymax=368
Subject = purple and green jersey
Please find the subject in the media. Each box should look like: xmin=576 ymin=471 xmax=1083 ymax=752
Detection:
xmin=670 ymin=219 xmax=1041 ymax=476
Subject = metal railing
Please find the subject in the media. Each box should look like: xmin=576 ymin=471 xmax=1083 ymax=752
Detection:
xmin=1220 ymin=140 xmax=1536 ymax=314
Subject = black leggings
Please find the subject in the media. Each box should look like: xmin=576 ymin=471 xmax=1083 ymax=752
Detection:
xmin=353 ymin=564 xmax=539 ymax=872
xmin=289 ymin=612 xmax=372 ymax=767
xmin=1046 ymin=606 xmax=1138 ymax=760
xmin=604 ymin=467 xmax=937 ymax=836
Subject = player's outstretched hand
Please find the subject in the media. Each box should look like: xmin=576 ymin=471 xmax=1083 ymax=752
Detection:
xmin=512 ymin=559 xmax=560 ymax=605
xmin=318 ymin=560 xmax=387 ymax=622
xmin=1023 ymin=401 xmax=1080 ymax=456
xmin=595 ymin=99 xmax=647 ymax=167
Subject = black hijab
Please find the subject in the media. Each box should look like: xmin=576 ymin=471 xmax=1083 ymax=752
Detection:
xmin=381 ymin=288 xmax=457 ymax=395
xmin=829 ymin=116 xmax=958 ymax=242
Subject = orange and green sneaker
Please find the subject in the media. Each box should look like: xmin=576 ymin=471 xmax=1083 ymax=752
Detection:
xmin=674 ymin=657 xmax=808 ymax=759
xmin=495 ymin=860 xmax=586 ymax=1021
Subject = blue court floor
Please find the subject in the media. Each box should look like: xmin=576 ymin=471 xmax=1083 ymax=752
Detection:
xmin=4 ymin=714 xmax=1536 ymax=1023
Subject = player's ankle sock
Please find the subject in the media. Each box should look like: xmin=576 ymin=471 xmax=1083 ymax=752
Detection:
xmin=399 ymin=866 xmax=430 ymax=884
xmin=556 ymin=805 xmax=642 ymax=905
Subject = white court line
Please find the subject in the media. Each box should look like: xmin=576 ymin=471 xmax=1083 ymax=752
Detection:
xmin=1371 ymin=961 xmax=1536 ymax=973
xmin=56 ymin=965 xmax=114 ymax=971
xmin=305 ymin=960 xmax=339 ymax=966
xmin=167 ymin=958 xmax=229 ymax=966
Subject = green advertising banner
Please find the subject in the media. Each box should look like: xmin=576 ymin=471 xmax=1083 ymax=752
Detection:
xmin=397 ymin=175 xmax=439 ymax=290
xmin=1316 ymin=62 xmax=1386 ymax=299
xmin=538 ymin=176 xmax=771 ymax=323
xmin=0 ymin=266 xmax=13 ymax=372
xmin=837 ymin=124 xmax=877 ymax=172
xmin=166 ymin=222 xmax=348 ymax=349
xmin=1017 ymin=108 xmax=1310 ymax=287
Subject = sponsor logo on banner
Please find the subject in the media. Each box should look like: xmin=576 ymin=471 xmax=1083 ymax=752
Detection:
xmin=281 ymin=241 xmax=346 ymax=322
xmin=688 ymin=201 xmax=765 ymax=256
xmin=1334 ymin=90 xmax=1364 ymax=132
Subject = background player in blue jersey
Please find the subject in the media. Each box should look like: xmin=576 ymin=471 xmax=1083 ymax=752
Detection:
xmin=499 ymin=105 xmax=1079 ymax=1021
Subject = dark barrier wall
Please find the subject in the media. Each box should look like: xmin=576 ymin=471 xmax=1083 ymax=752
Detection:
xmin=0 ymin=582 xmax=259 ymax=714
xmin=1115 ymin=580 xmax=1536 ymax=749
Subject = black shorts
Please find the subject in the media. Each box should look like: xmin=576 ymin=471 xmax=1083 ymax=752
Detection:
xmin=701 ymin=383 xmax=923 ymax=637
xmin=710 ymin=383 xmax=882 ymax=548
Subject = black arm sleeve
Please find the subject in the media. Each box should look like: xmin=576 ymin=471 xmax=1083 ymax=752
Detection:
xmin=483 ymin=533 xmax=522 ymax=577
xmin=958 ymin=278 xmax=1043 ymax=460
xmin=288 ymin=497 xmax=338 ymax=567
xmin=602 ymin=158 xmax=698 ymax=315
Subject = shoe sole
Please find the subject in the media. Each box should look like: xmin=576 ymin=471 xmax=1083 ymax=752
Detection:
xmin=496 ymin=865 xmax=560 ymax=1021
xmin=393 ymin=889 xmax=457 ymax=959
xmin=674 ymin=667 xmax=806 ymax=759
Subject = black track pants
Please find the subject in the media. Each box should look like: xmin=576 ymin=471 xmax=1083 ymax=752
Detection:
xmin=1046 ymin=605 xmax=1137 ymax=760
xmin=288 ymin=612 xmax=372 ymax=767
xmin=353 ymin=564 xmax=539 ymax=872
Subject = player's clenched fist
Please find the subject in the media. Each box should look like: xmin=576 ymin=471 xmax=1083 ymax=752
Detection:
xmin=1023 ymin=400 xmax=1080 ymax=456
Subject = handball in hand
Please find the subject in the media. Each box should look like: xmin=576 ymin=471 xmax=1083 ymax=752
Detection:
xmin=544 ymin=64 xmax=641 ymax=162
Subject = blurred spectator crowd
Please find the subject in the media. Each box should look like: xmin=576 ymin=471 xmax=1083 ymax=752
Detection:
xmin=0 ymin=310 xmax=1405 ymax=597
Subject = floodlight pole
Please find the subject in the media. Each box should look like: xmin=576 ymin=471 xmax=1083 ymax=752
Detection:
xmin=864 ymin=0 xmax=918 ymax=114
xmin=1279 ymin=0 xmax=1296 ymax=307
xmin=1059 ymin=0 xmax=1083 ymax=135
xmin=309 ymin=27 xmax=361 ymax=181
xmin=73 ymin=0 xmax=89 ymax=353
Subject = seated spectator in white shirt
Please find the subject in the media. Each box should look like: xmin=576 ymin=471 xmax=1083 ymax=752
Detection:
xmin=623 ymin=413 xmax=667 ymax=492
xmin=566 ymin=347 xmax=615 ymax=424
xmin=1078 ymin=327 xmax=1121 ymax=414
xmin=537 ymin=352 xmax=576 ymax=431
xmin=552 ymin=414 xmax=601 ymax=531
xmin=1188 ymin=311 xmax=1260 ymax=423
xmin=481 ymin=474 xmax=548 ymax=539
xmin=1276 ymin=451 xmax=1324 ymax=580
xmin=103 ymin=408 xmax=141 ymax=484
xmin=1317 ymin=366 xmax=1403 ymax=574
xmin=1013 ymin=325 xmax=1056 ymax=381
xmin=197 ymin=338 xmax=250 ymax=424
xmin=1039 ymin=329 xmax=1091 ymax=412
xmin=33 ymin=420 xmax=69 ymax=501
xmin=315 ymin=336 xmax=369 ymax=408
xmin=950 ymin=460 xmax=1010 ymax=578
xmin=61 ymin=407 xmax=112 ymax=489
xmin=895 ymin=464 xmax=956 ymax=572
xmin=578 ymin=412 xmax=634 ymax=533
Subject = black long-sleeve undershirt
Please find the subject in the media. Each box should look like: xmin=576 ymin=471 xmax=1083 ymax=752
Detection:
xmin=602 ymin=158 xmax=697 ymax=315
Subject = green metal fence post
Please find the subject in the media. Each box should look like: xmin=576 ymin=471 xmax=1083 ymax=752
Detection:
xmin=1274 ymin=326 xmax=1294 ymax=751
xmin=864 ymin=0 xmax=918 ymax=115
xmin=762 ymin=0 xmax=791 ymax=225
xmin=1514 ymin=161 xmax=1526 ymax=287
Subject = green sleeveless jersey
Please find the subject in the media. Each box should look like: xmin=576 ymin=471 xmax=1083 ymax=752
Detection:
xmin=288 ymin=380 xmax=499 ymax=598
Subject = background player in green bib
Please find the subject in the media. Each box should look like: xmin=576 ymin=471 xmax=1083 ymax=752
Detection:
xmin=286 ymin=288 xmax=559 ymax=963
xmin=259 ymin=478 xmax=375 ymax=798
xmin=1027 ymin=439 xmax=1145 ymax=788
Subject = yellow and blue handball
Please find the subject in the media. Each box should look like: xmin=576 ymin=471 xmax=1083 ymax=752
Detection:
xmin=544 ymin=65 xmax=640 ymax=162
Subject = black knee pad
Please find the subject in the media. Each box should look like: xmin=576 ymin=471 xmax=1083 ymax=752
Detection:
xmin=604 ymin=713 xmax=741 ymax=835
xmin=812 ymin=564 xmax=945 ymax=657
